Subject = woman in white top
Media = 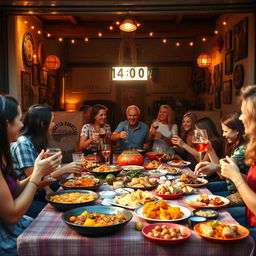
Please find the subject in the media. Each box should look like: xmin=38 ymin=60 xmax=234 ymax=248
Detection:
xmin=149 ymin=105 xmax=178 ymax=153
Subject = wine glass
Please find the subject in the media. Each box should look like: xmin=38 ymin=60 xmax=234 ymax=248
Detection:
xmin=155 ymin=146 xmax=165 ymax=162
xmin=72 ymin=152 xmax=84 ymax=178
xmin=99 ymin=128 xmax=107 ymax=143
xmin=44 ymin=148 xmax=61 ymax=181
xmin=101 ymin=144 xmax=111 ymax=165
xmin=192 ymin=129 xmax=209 ymax=177
xmin=171 ymin=129 xmax=178 ymax=149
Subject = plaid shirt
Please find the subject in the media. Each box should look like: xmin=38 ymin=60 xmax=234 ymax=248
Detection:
xmin=11 ymin=136 xmax=37 ymax=180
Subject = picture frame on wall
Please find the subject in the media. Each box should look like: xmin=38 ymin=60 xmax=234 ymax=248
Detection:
xmin=214 ymin=63 xmax=222 ymax=91
xmin=222 ymin=80 xmax=232 ymax=104
xmin=32 ymin=64 xmax=39 ymax=86
xmin=225 ymin=51 xmax=233 ymax=75
xmin=225 ymin=30 xmax=232 ymax=51
xmin=39 ymin=68 xmax=48 ymax=85
xmin=21 ymin=71 xmax=33 ymax=111
xmin=234 ymin=17 xmax=248 ymax=61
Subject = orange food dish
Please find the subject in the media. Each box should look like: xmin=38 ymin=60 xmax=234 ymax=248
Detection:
xmin=63 ymin=177 xmax=100 ymax=187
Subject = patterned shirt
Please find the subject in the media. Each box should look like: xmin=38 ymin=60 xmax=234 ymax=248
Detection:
xmin=80 ymin=123 xmax=111 ymax=151
xmin=11 ymin=136 xmax=37 ymax=180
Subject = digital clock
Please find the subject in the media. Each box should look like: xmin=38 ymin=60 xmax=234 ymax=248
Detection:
xmin=112 ymin=67 xmax=148 ymax=81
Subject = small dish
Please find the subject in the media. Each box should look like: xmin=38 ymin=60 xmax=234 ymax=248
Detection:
xmin=99 ymin=191 xmax=117 ymax=199
xmin=115 ymin=188 xmax=134 ymax=196
xmin=153 ymin=190 xmax=184 ymax=200
xmin=192 ymin=209 xmax=219 ymax=220
xmin=149 ymin=169 xmax=168 ymax=177
xmin=121 ymin=165 xmax=145 ymax=172
xmin=168 ymin=160 xmax=191 ymax=168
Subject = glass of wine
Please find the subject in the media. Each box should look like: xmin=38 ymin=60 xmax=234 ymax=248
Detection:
xmin=155 ymin=146 xmax=165 ymax=162
xmin=99 ymin=128 xmax=106 ymax=142
xmin=192 ymin=129 xmax=209 ymax=177
xmin=72 ymin=152 xmax=84 ymax=178
xmin=101 ymin=144 xmax=111 ymax=165
xmin=44 ymin=148 xmax=61 ymax=181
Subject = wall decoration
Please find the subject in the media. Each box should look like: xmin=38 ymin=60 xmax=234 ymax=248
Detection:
xmin=39 ymin=68 xmax=48 ymax=85
xmin=21 ymin=71 xmax=33 ymax=111
xmin=225 ymin=30 xmax=232 ymax=51
xmin=225 ymin=51 xmax=233 ymax=75
xmin=214 ymin=89 xmax=221 ymax=109
xmin=213 ymin=63 xmax=222 ymax=91
xmin=234 ymin=17 xmax=248 ymax=61
xmin=37 ymin=41 xmax=46 ymax=67
xmin=22 ymin=32 xmax=34 ymax=67
xmin=223 ymin=80 xmax=232 ymax=104
xmin=234 ymin=64 xmax=244 ymax=95
xmin=32 ymin=64 xmax=39 ymax=86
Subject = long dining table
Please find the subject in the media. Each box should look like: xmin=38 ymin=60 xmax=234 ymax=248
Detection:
xmin=17 ymin=166 xmax=255 ymax=256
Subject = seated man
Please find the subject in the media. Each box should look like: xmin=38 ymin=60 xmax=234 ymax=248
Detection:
xmin=111 ymin=105 xmax=149 ymax=150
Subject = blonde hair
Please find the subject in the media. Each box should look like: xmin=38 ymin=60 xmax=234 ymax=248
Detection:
xmin=157 ymin=105 xmax=175 ymax=130
xmin=241 ymin=85 xmax=256 ymax=165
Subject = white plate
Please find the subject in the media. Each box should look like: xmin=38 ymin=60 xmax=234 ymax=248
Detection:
xmin=183 ymin=194 xmax=230 ymax=209
xmin=121 ymin=165 xmax=145 ymax=171
xmin=149 ymin=170 xmax=168 ymax=177
xmin=135 ymin=203 xmax=191 ymax=222
xmin=167 ymin=160 xmax=191 ymax=168
xmin=110 ymin=200 xmax=141 ymax=210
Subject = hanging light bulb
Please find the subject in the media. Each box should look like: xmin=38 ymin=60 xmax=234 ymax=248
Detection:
xmin=197 ymin=54 xmax=212 ymax=68
xmin=119 ymin=18 xmax=137 ymax=32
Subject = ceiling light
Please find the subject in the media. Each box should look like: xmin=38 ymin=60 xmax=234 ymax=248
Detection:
xmin=119 ymin=18 xmax=137 ymax=32
xmin=197 ymin=54 xmax=212 ymax=68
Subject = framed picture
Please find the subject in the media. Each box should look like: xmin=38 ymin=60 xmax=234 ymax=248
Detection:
xmin=225 ymin=30 xmax=232 ymax=51
xmin=21 ymin=71 xmax=33 ymax=111
xmin=32 ymin=64 xmax=39 ymax=86
xmin=39 ymin=86 xmax=47 ymax=104
xmin=22 ymin=32 xmax=34 ymax=67
xmin=214 ymin=89 xmax=221 ymax=109
xmin=39 ymin=68 xmax=47 ymax=85
xmin=234 ymin=17 xmax=248 ymax=61
xmin=214 ymin=63 xmax=222 ymax=91
xmin=225 ymin=51 xmax=233 ymax=75
xmin=223 ymin=80 xmax=232 ymax=104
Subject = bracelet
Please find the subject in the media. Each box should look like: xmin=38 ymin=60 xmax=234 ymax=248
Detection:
xmin=236 ymin=180 xmax=245 ymax=189
xmin=29 ymin=180 xmax=39 ymax=189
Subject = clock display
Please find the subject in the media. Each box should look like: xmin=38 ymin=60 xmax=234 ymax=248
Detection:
xmin=112 ymin=67 xmax=148 ymax=81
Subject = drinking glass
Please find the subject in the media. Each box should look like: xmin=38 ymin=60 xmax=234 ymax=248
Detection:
xmin=155 ymin=146 xmax=165 ymax=162
xmin=99 ymin=128 xmax=107 ymax=142
xmin=172 ymin=129 xmax=178 ymax=148
xmin=72 ymin=152 xmax=84 ymax=178
xmin=192 ymin=129 xmax=209 ymax=177
xmin=123 ymin=124 xmax=129 ymax=144
xmin=44 ymin=148 xmax=61 ymax=181
xmin=101 ymin=144 xmax=111 ymax=165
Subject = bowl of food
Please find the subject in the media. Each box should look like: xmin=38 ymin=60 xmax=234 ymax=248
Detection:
xmin=142 ymin=223 xmax=192 ymax=244
xmin=45 ymin=189 xmax=99 ymax=211
xmin=89 ymin=165 xmax=123 ymax=176
xmin=62 ymin=205 xmax=133 ymax=236
xmin=99 ymin=191 xmax=117 ymax=199
xmin=121 ymin=165 xmax=145 ymax=172
xmin=149 ymin=169 xmax=168 ymax=177
xmin=144 ymin=160 xmax=161 ymax=170
xmin=192 ymin=209 xmax=219 ymax=220
xmin=59 ymin=176 xmax=103 ymax=191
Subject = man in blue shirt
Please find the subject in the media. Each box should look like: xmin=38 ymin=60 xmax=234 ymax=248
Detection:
xmin=111 ymin=105 xmax=149 ymax=150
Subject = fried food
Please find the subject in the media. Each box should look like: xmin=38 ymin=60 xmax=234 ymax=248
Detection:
xmin=63 ymin=176 xmax=101 ymax=187
xmin=155 ymin=181 xmax=182 ymax=195
xmin=127 ymin=177 xmax=157 ymax=188
xmin=145 ymin=160 xmax=161 ymax=169
xmin=50 ymin=192 xmax=97 ymax=204
xmin=189 ymin=194 xmax=224 ymax=206
xmin=179 ymin=173 xmax=202 ymax=184
xmin=92 ymin=165 xmax=120 ymax=173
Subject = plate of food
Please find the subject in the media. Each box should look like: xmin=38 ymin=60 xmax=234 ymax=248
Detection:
xmin=177 ymin=173 xmax=208 ymax=188
xmin=168 ymin=160 xmax=191 ymax=168
xmin=124 ymin=176 xmax=158 ymax=190
xmin=157 ymin=164 xmax=181 ymax=175
xmin=149 ymin=169 xmax=168 ymax=177
xmin=121 ymin=165 xmax=145 ymax=172
xmin=89 ymin=165 xmax=123 ymax=176
xmin=111 ymin=189 xmax=160 ymax=210
xmin=144 ymin=160 xmax=161 ymax=170
xmin=184 ymin=194 xmax=230 ymax=209
xmin=193 ymin=221 xmax=250 ymax=242
xmin=135 ymin=200 xmax=191 ymax=222
xmin=59 ymin=175 xmax=103 ymax=191
xmin=153 ymin=181 xmax=184 ymax=199
xmin=192 ymin=209 xmax=219 ymax=220
xmin=46 ymin=189 xmax=99 ymax=211
xmin=173 ymin=182 xmax=196 ymax=195
xmin=142 ymin=223 xmax=192 ymax=244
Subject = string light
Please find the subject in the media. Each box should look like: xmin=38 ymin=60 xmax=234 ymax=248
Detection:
xmin=109 ymin=26 xmax=113 ymax=31
xmin=47 ymin=33 xmax=51 ymax=37
xmin=58 ymin=37 xmax=63 ymax=42
xmin=98 ymin=32 xmax=102 ymax=37
xmin=162 ymin=38 xmax=167 ymax=44
xmin=189 ymin=41 xmax=194 ymax=46
xmin=222 ymin=21 xmax=227 ymax=25
xmin=149 ymin=32 xmax=154 ymax=37
xmin=136 ymin=23 xmax=141 ymax=27
xmin=202 ymin=37 xmax=206 ymax=42
xmin=31 ymin=25 xmax=35 ymax=29
xmin=71 ymin=39 xmax=75 ymax=44
xmin=37 ymin=30 xmax=41 ymax=34
xmin=115 ymin=21 xmax=120 ymax=25
xmin=84 ymin=37 xmax=89 ymax=42
xmin=214 ymin=30 xmax=218 ymax=34
xmin=176 ymin=42 xmax=180 ymax=47
xmin=24 ymin=20 xmax=28 ymax=24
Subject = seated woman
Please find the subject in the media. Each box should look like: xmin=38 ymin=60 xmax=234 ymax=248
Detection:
xmin=220 ymin=85 xmax=256 ymax=239
xmin=148 ymin=104 xmax=178 ymax=154
xmin=11 ymin=105 xmax=83 ymax=217
xmin=195 ymin=111 xmax=248 ymax=198
xmin=79 ymin=104 xmax=111 ymax=154
xmin=0 ymin=95 xmax=62 ymax=255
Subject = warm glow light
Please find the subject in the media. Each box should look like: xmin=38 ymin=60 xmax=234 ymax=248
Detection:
xmin=28 ymin=11 xmax=33 ymax=14
xmin=58 ymin=37 xmax=63 ymax=42
xmin=84 ymin=37 xmax=89 ymax=42
xmin=162 ymin=38 xmax=167 ymax=44
xmin=197 ymin=54 xmax=212 ymax=68
xmin=116 ymin=21 xmax=120 ymax=25
xmin=119 ymin=19 xmax=137 ymax=32
xmin=222 ymin=21 xmax=227 ymax=25
xmin=71 ymin=39 xmax=75 ymax=44
xmin=45 ymin=55 xmax=60 ymax=70
xmin=33 ymin=54 xmax=37 ymax=59
xmin=202 ymin=37 xmax=206 ymax=42
xmin=98 ymin=32 xmax=102 ymax=37
xmin=65 ymin=102 xmax=78 ymax=112
xmin=24 ymin=20 xmax=28 ymax=24
xmin=109 ymin=26 xmax=113 ymax=30
xmin=31 ymin=26 xmax=35 ymax=29
xmin=47 ymin=33 xmax=51 ymax=37
xmin=214 ymin=30 xmax=219 ymax=34
xmin=176 ymin=42 xmax=180 ymax=47
xmin=149 ymin=32 xmax=154 ymax=36
xmin=137 ymin=23 xmax=141 ymax=27
xmin=189 ymin=42 xmax=194 ymax=46
xmin=37 ymin=30 xmax=41 ymax=34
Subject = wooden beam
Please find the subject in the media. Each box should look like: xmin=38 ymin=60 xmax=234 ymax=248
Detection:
xmin=175 ymin=15 xmax=184 ymax=24
xmin=68 ymin=16 xmax=79 ymax=24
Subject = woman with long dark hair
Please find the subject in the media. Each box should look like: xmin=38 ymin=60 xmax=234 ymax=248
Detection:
xmin=0 ymin=95 xmax=61 ymax=255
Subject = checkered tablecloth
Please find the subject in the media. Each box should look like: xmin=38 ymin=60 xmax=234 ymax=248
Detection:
xmin=17 ymin=167 xmax=255 ymax=256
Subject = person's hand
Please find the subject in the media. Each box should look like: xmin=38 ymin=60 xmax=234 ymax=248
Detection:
xmin=119 ymin=131 xmax=128 ymax=139
xmin=171 ymin=135 xmax=184 ymax=147
xmin=155 ymin=131 xmax=162 ymax=139
xmin=31 ymin=150 xmax=62 ymax=182
xmin=92 ymin=132 xmax=99 ymax=142
xmin=149 ymin=126 xmax=157 ymax=138
xmin=194 ymin=161 xmax=219 ymax=177
xmin=205 ymin=140 xmax=213 ymax=153
xmin=220 ymin=156 xmax=242 ymax=181
xmin=57 ymin=162 xmax=83 ymax=176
